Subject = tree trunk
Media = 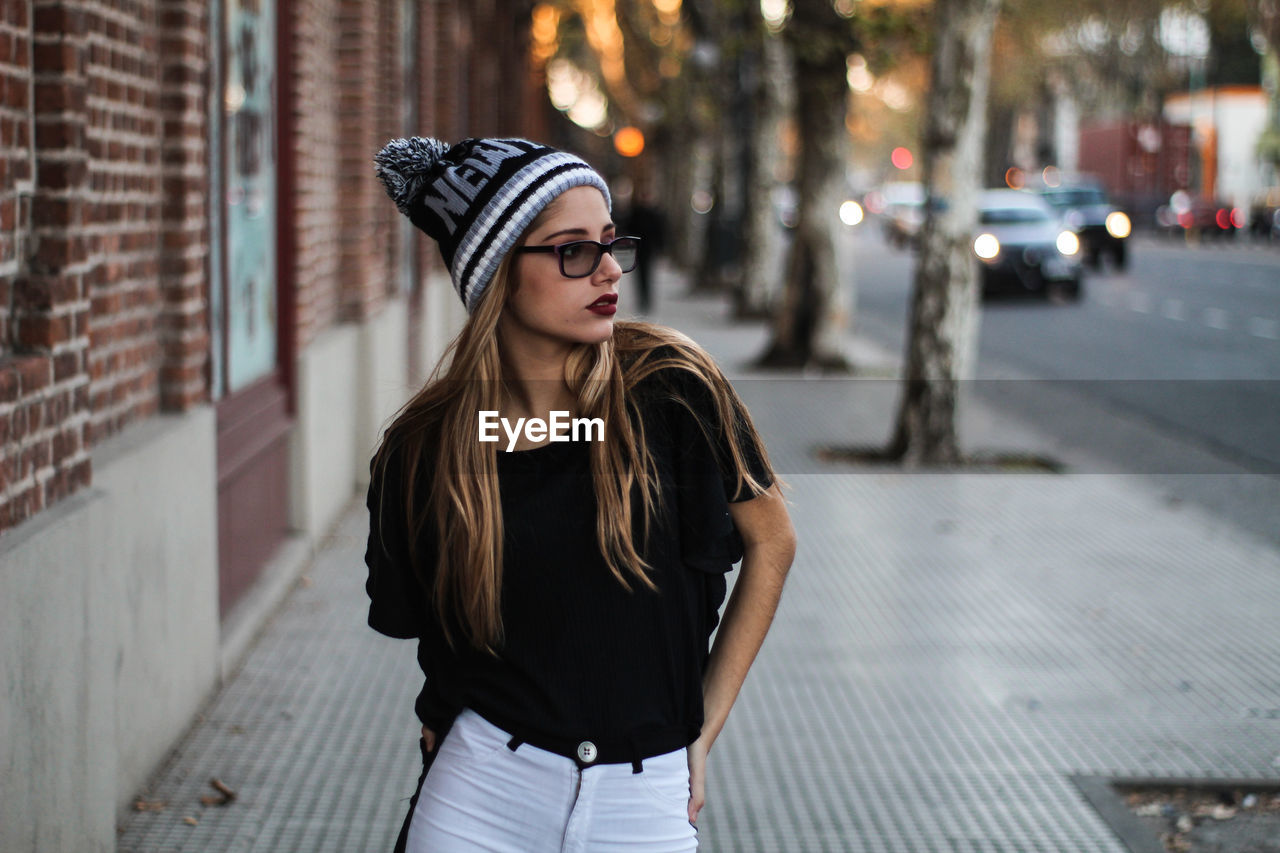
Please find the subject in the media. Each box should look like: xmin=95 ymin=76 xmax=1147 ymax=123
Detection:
xmin=756 ymin=0 xmax=853 ymax=370
xmin=887 ymin=0 xmax=1001 ymax=465
xmin=737 ymin=27 xmax=793 ymax=319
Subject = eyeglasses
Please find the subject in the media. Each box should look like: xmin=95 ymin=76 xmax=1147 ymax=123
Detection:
xmin=516 ymin=236 xmax=642 ymax=278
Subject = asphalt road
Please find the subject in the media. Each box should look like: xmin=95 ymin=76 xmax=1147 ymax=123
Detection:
xmin=849 ymin=226 xmax=1280 ymax=549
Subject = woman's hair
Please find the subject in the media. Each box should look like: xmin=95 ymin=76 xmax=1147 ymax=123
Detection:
xmin=371 ymin=205 xmax=774 ymax=654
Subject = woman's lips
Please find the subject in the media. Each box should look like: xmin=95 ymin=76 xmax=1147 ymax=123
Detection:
xmin=587 ymin=294 xmax=617 ymax=315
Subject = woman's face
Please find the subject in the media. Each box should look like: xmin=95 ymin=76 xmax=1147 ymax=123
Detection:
xmin=500 ymin=186 xmax=622 ymax=350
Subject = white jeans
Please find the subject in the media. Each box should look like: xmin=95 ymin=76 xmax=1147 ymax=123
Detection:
xmin=405 ymin=708 xmax=699 ymax=852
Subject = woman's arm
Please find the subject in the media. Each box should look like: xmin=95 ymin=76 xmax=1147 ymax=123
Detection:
xmin=687 ymin=482 xmax=796 ymax=823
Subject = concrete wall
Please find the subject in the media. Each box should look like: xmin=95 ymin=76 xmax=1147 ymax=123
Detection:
xmin=290 ymin=322 xmax=362 ymax=540
xmin=358 ymin=297 xmax=414 ymax=489
xmin=0 ymin=407 xmax=220 ymax=853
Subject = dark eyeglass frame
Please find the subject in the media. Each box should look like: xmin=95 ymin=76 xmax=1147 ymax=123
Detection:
xmin=515 ymin=235 xmax=642 ymax=278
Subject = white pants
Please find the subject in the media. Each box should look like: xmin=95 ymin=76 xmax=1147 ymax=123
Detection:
xmin=404 ymin=708 xmax=699 ymax=852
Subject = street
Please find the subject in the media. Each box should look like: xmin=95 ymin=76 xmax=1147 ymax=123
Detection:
xmin=851 ymin=228 xmax=1280 ymax=548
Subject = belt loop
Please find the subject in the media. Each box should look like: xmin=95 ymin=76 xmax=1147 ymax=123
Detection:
xmin=629 ymin=735 xmax=643 ymax=774
xmin=507 ymin=735 xmax=523 ymax=752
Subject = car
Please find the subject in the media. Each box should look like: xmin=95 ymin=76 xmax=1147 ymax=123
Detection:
xmin=1033 ymin=176 xmax=1131 ymax=270
xmin=875 ymin=181 xmax=925 ymax=249
xmin=1155 ymin=190 xmax=1243 ymax=239
xmin=974 ymin=189 xmax=1083 ymax=301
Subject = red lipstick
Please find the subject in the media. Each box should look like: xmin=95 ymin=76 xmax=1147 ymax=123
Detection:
xmin=587 ymin=293 xmax=618 ymax=315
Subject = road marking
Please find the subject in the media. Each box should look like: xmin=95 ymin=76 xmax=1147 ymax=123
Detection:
xmin=1203 ymin=307 xmax=1230 ymax=330
xmin=1248 ymin=317 xmax=1278 ymax=340
xmin=1128 ymin=292 xmax=1152 ymax=313
xmin=1162 ymin=299 xmax=1186 ymax=321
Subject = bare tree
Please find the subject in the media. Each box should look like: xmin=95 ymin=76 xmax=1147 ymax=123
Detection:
xmin=755 ymin=0 xmax=857 ymax=369
xmin=737 ymin=23 xmax=794 ymax=318
xmin=886 ymin=0 xmax=1002 ymax=465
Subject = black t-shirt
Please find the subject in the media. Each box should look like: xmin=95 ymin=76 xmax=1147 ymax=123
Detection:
xmin=363 ymin=364 xmax=772 ymax=750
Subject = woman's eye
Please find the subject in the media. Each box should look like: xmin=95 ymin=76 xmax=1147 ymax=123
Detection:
xmin=561 ymin=244 xmax=586 ymax=260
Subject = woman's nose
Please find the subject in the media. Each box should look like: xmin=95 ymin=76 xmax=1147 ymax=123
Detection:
xmin=596 ymin=247 xmax=623 ymax=280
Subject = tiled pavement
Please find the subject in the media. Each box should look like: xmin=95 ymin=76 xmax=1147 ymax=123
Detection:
xmin=118 ymin=269 xmax=1280 ymax=852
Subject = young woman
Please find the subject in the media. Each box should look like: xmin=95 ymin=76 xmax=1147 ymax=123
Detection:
xmin=366 ymin=136 xmax=796 ymax=853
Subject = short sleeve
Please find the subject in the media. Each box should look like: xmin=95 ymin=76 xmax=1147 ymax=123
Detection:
xmin=664 ymin=365 xmax=772 ymax=576
xmin=364 ymin=442 xmax=430 ymax=639
xmin=667 ymin=365 xmax=773 ymax=503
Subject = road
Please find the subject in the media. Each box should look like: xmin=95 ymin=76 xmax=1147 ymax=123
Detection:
xmin=849 ymin=227 xmax=1280 ymax=548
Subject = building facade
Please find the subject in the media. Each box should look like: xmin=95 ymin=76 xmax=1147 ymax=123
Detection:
xmin=0 ymin=1 xmax=548 ymax=849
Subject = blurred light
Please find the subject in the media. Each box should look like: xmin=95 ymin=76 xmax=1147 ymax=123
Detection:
xmin=1004 ymin=167 xmax=1024 ymax=189
xmin=649 ymin=25 xmax=672 ymax=46
xmin=614 ymin=126 xmax=645 ymax=157
xmin=1056 ymin=231 xmax=1080 ymax=256
xmin=1169 ymin=190 xmax=1192 ymax=215
xmin=1215 ymin=209 xmax=1230 ymax=230
xmin=225 ymin=83 xmax=246 ymax=113
xmin=1105 ymin=211 xmax=1132 ymax=239
xmin=833 ymin=0 xmax=855 ymax=18
xmin=530 ymin=4 xmax=561 ymax=65
xmin=891 ymin=147 xmax=913 ymax=170
xmin=974 ymin=233 xmax=1000 ymax=260
xmin=691 ymin=190 xmax=714 ymax=214
xmin=653 ymin=0 xmax=681 ymax=25
xmin=839 ymin=200 xmax=864 ymax=226
xmin=1177 ymin=211 xmax=1193 ymax=229
xmin=1230 ymin=208 xmax=1245 ymax=229
xmin=846 ymin=54 xmax=873 ymax=93
xmin=760 ymin=0 xmax=788 ymax=31
xmin=875 ymin=80 xmax=913 ymax=112
xmin=864 ymin=190 xmax=885 ymax=215
xmin=1042 ymin=166 xmax=1061 ymax=188
xmin=546 ymin=58 xmax=609 ymax=130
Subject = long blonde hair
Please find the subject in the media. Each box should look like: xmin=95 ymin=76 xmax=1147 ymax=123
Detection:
xmin=371 ymin=227 xmax=773 ymax=654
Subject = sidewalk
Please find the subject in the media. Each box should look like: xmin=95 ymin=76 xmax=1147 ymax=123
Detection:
xmin=118 ymin=266 xmax=1280 ymax=852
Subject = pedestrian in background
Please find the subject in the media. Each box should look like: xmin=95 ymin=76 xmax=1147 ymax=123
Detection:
xmin=366 ymin=136 xmax=796 ymax=853
xmin=622 ymin=188 xmax=667 ymax=314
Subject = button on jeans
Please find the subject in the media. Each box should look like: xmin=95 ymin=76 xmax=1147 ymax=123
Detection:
xmin=401 ymin=708 xmax=698 ymax=852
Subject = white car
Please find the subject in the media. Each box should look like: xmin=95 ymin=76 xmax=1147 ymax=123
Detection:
xmin=973 ymin=190 xmax=1083 ymax=301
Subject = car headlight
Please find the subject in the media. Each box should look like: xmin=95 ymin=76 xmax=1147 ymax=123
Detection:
xmin=1056 ymin=230 xmax=1080 ymax=256
xmin=839 ymin=200 xmax=864 ymax=226
xmin=973 ymin=233 xmax=1000 ymax=260
xmin=1105 ymin=211 xmax=1131 ymax=239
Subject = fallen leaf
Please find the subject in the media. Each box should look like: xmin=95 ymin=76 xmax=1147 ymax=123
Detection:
xmin=183 ymin=816 xmax=198 ymax=826
xmin=197 ymin=777 xmax=237 ymax=807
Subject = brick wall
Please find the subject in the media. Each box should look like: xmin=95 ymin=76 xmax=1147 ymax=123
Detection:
xmin=1 ymin=1 xmax=33 ymax=353
xmin=0 ymin=0 xmax=207 ymax=531
xmin=0 ymin=0 xmax=543 ymax=533
xmin=156 ymin=0 xmax=210 ymax=412
xmin=291 ymin=0 xmax=342 ymax=350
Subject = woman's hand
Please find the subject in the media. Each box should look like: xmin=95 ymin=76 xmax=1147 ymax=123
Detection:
xmin=687 ymin=735 xmax=708 ymax=825
xmin=421 ymin=724 xmax=438 ymax=752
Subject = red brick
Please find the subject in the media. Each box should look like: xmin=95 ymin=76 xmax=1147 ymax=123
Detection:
xmin=68 ymin=457 xmax=91 ymax=489
xmin=53 ymin=351 xmax=79 ymax=382
xmin=16 ymin=356 xmax=50 ymax=394
xmin=0 ymin=368 xmax=17 ymax=402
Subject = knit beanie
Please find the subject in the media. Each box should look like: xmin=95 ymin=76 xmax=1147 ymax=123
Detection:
xmin=374 ymin=136 xmax=612 ymax=314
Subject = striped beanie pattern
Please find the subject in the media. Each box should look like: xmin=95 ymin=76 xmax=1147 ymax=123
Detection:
xmin=374 ymin=136 xmax=612 ymax=314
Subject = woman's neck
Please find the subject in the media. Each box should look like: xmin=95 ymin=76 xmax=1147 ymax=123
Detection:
xmin=498 ymin=335 xmax=576 ymax=416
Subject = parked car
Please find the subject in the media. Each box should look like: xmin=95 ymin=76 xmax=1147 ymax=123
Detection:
xmin=876 ymin=181 xmax=925 ymax=249
xmin=1154 ymin=190 xmax=1243 ymax=239
xmin=974 ymin=190 xmax=1083 ymax=300
xmin=1033 ymin=176 xmax=1131 ymax=270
